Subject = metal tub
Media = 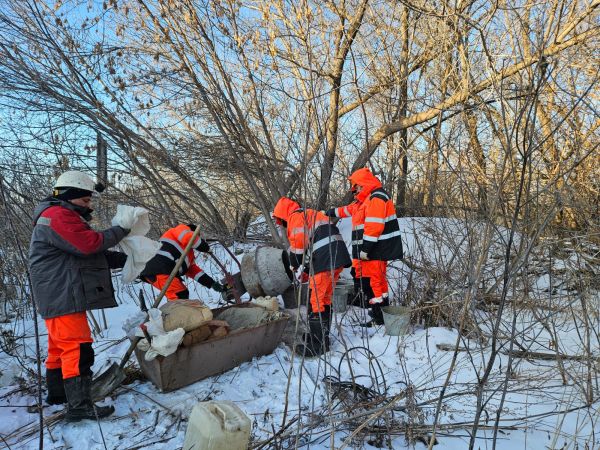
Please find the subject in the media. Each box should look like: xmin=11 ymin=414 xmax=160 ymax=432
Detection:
xmin=134 ymin=304 xmax=289 ymax=392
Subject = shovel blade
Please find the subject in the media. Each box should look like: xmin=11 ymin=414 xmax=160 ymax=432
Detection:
xmin=92 ymin=362 xmax=126 ymax=400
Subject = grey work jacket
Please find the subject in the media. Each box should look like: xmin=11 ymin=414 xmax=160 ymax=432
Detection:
xmin=29 ymin=198 xmax=127 ymax=319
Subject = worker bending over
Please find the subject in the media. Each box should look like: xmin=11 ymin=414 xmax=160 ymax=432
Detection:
xmin=141 ymin=224 xmax=226 ymax=300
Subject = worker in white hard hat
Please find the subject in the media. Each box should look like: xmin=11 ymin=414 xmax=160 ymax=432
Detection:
xmin=29 ymin=170 xmax=129 ymax=422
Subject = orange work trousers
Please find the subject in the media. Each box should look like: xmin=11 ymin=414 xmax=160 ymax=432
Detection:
xmin=45 ymin=312 xmax=94 ymax=379
xmin=355 ymin=259 xmax=388 ymax=298
xmin=308 ymin=267 xmax=343 ymax=313
xmin=148 ymin=274 xmax=189 ymax=300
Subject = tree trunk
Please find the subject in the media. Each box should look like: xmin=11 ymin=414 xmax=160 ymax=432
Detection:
xmin=395 ymin=6 xmax=410 ymax=216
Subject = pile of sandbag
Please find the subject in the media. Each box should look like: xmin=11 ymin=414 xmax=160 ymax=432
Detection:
xmin=159 ymin=300 xmax=230 ymax=348
xmin=129 ymin=300 xmax=287 ymax=359
xmin=251 ymin=295 xmax=279 ymax=311
xmin=214 ymin=305 xmax=282 ymax=330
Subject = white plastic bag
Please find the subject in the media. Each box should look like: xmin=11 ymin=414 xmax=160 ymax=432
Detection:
xmin=112 ymin=204 xmax=151 ymax=235
xmin=135 ymin=308 xmax=185 ymax=360
xmin=139 ymin=329 xmax=185 ymax=361
xmin=111 ymin=205 xmax=161 ymax=283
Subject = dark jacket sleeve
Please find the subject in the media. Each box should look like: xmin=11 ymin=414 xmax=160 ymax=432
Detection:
xmin=288 ymin=251 xmax=303 ymax=270
xmin=104 ymin=250 xmax=128 ymax=269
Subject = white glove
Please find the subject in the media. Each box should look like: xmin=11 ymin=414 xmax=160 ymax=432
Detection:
xmin=122 ymin=311 xmax=148 ymax=339
xmin=369 ymin=296 xmax=383 ymax=305
xmin=359 ymin=251 xmax=369 ymax=261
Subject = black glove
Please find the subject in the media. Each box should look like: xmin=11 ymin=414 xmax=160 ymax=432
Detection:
xmin=211 ymin=281 xmax=227 ymax=292
xmin=324 ymin=208 xmax=336 ymax=217
xmin=289 ymin=252 xmax=303 ymax=270
xmin=196 ymin=239 xmax=210 ymax=253
xmin=118 ymin=226 xmax=131 ymax=236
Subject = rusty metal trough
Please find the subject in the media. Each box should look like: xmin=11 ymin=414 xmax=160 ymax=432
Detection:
xmin=134 ymin=303 xmax=289 ymax=392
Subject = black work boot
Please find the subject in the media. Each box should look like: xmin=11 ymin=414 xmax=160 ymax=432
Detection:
xmin=350 ymin=276 xmax=373 ymax=308
xmin=360 ymin=295 xmax=390 ymax=327
xmin=318 ymin=305 xmax=332 ymax=350
xmin=45 ymin=368 xmax=67 ymax=405
xmin=64 ymin=375 xmax=115 ymax=422
xmin=370 ymin=295 xmax=390 ymax=326
xmin=295 ymin=308 xmax=331 ymax=358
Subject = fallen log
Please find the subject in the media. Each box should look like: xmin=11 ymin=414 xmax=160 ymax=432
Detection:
xmin=436 ymin=343 xmax=600 ymax=362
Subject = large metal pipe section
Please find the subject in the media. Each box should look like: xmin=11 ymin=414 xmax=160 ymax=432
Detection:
xmin=240 ymin=246 xmax=293 ymax=297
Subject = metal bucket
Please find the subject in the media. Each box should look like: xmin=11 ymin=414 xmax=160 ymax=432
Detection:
xmin=381 ymin=305 xmax=411 ymax=336
xmin=332 ymin=280 xmax=354 ymax=313
xmin=283 ymin=279 xmax=353 ymax=311
xmin=241 ymin=246 xmax=293 ymax=297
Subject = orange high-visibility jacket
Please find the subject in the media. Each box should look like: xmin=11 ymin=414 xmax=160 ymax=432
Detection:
xmin=141 ymin=224 xmax=213 ymax=286
xmin=273 ymin=197 xmax=351 ymax=273
xmin=328 ymin=168 xmax=403 ymax=261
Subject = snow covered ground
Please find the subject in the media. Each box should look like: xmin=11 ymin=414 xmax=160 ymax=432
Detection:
xmin=1 ymin=217 xmax=598 ymax=449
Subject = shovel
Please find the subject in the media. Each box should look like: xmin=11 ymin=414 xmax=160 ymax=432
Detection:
xmin=92 ymin=224 xmax=203 ymax=400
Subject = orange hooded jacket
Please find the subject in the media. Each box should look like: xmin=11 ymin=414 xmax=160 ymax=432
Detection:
xmin=273 ymin=197 xmax=351 ymax=274
xmin=327 ymin=168 xmax=403 ymax=261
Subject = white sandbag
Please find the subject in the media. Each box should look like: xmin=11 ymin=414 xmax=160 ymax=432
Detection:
xmin=112 ymin=204 xmax=152 ymax=235
xmin=252 ymin=296 xmax=279 ymax=311
xmin=134 ymin=308 xmax=166 ymax=337
xmin=134 ymin=307 xmax=185 ymax=360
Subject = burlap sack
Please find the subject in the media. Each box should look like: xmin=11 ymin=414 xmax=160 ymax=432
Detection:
xmin=181 ymin=320 xmax=230 ymax=347
xmin=181 ymin=325 xmax=212 ymax=347
xmin=159 ymin=299 xmax=213 ymax=332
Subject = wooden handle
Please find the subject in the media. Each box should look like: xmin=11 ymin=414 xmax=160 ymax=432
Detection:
xmin=119 ymin=225 xmax=203 ymax=369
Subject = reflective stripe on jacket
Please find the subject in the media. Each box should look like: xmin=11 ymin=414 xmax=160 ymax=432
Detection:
xmin=359 ymin=188 xmax=403 ymax=260
xmin=141 ymin=224 xmax=213 ymax=287
xmin=29 ymin=198 xmax=127 ymax=319
xmin=273 ymin=197 xmax=351 ymax=273
xmin=287 ymin=208 xmax=351 ymax=273
xmin=331 ymin=168 xmax=403 ymax=261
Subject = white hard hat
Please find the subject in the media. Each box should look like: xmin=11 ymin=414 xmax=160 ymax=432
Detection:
xmin=54 ymin=170 xmax=102 ymax=192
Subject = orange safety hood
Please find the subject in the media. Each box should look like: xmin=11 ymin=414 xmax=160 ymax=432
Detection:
xmin=348 ymin=167 xmax=382 ymax=202
xmin=272 ymin=197 xmax=301 ymax=221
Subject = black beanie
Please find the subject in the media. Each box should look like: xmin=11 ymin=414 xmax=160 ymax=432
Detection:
xmin=54 ymin=187 xmax=94 ymax=201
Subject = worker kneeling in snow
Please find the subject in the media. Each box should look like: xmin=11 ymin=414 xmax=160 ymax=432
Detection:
xmin=29 ymin=170 xmax=129 ymax=422
xmin=272 ymin=197 xmax=351 ymax=357
xmin=140 ymin=224 xmax=226 ymax=300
